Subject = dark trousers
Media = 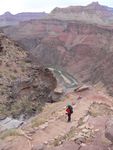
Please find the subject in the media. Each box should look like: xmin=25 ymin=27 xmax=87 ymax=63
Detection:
xmin=67 ymin=113 xmax=71 ymax=122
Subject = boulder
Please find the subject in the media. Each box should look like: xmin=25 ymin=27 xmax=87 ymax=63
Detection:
xmin=31 ymin=144 xmax=44 ymax=150
xmin=39 ymin=122 xmax=48 ymax=130
xmin=54 ymin=87 xmax=63 ymax=94
xmin=0 ymin=117 xmax=23 ymax=132
xmin=74 ymin=85 xmax=90 ymax=92
xmin=105 ymin=118 xmax=113 ymax=143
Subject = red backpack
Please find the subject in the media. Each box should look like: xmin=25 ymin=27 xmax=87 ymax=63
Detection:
xmin=66 ymin=108 xmax=71 ymax=114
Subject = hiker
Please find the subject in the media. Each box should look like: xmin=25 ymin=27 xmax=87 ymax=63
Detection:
xmin=66 ymin=104 xmax=73 ymax=122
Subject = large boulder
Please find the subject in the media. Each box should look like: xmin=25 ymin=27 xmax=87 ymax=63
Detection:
xmin=0 ymin=117 xmax=23 ymax=132
xmin=74 ymin=85 xmax=90 ymax=92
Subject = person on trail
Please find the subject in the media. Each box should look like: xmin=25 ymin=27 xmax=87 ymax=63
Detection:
xmin=66 ymin=104 xmax=73 ymax=122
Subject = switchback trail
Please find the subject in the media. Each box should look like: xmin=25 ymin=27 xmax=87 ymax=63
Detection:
xmin=0 ymin=87 xmax=113 ymax=150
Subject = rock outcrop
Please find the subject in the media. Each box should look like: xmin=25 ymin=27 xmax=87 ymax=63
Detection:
xmin=0 ymin=32 xmax=57 ymax=119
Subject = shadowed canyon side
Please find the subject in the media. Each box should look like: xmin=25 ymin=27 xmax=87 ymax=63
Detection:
xmin=0 ymin=32 xmax=57 ymax=119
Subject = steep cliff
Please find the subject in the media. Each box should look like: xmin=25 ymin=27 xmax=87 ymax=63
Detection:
xmin=0 ymin=32 xmax=57 ymax=119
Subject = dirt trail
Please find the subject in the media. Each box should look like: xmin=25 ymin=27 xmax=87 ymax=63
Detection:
xmin=0 ymin=88 xmax=113 ymax=150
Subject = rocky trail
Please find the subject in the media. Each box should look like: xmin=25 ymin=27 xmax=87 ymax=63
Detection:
xmin=0 ymin=87 xmax=113 ymax=150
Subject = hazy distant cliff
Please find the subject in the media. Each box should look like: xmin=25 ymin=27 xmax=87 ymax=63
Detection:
xmin=0 ymin=11 xmax=47 ymax=27
xmin=48 ymin=2 xmax=113 ymax=25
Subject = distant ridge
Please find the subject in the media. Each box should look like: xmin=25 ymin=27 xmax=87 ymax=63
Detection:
xmin=0 ymin=11 xmax=48 ymax=27
xmin=48 ymin=2 xmax=113 ymax=25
